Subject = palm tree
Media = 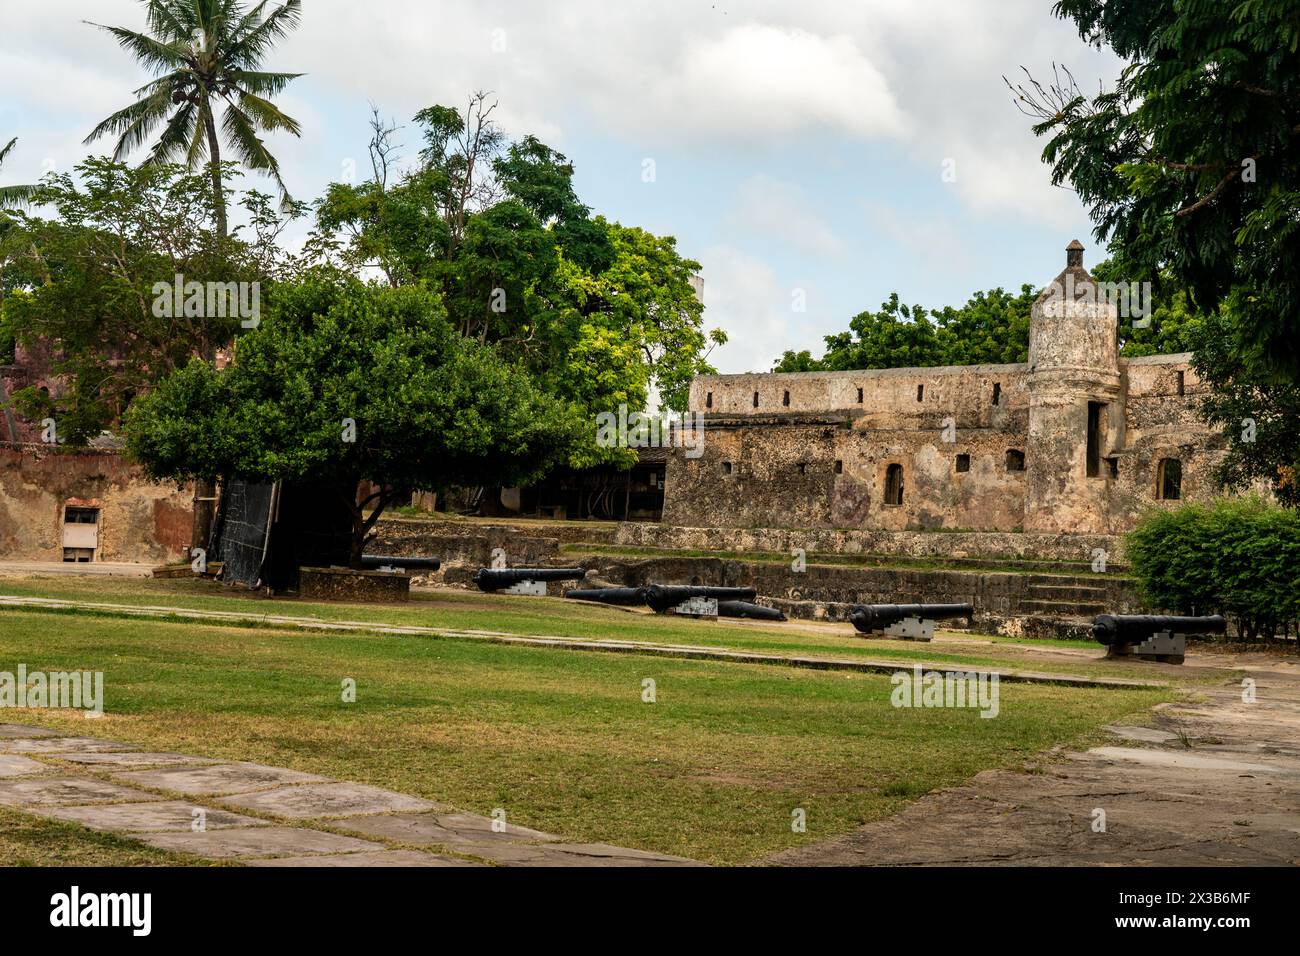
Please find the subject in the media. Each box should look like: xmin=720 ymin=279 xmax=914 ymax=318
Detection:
xmin=0 ymin=138 xmax=38 ymax=209
xmin=84 ymin=0 xmax=304 ymax=237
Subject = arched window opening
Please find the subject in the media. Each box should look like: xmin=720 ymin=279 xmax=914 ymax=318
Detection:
xmin=1157 ymin=458 xmax=1182 ymax=500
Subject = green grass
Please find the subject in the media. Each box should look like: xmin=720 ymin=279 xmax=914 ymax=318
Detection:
xmin=0 ymin=574 xmax=1190 ymax=682
xmin=0 ymin=595 xmax=1172 ymax=865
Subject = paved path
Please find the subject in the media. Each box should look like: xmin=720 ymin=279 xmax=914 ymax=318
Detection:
xmin=0 ymin=562 xmax=152 ymax=577
xmin=768 ymin=654 xmax=1300 ymax=866
xmin=0 ymin=723 xmax=699 ymax=867
xmin=0 ymin=595 xmax=1159 ymax=689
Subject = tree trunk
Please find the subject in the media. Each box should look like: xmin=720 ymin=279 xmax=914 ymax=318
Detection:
xmin=191 ymin=105 xmax=225 ymax=556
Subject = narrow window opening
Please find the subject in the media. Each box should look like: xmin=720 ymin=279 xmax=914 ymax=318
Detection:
xmin=782 ymin=390 xmax=790 ymax=407
xmin=856 ymin=387 xmax=864 ymax=404
xmin=1086 ymin=401 xmax=1105 ymax=477
xmin=834 ymin=460 xmax=843 ymax=474
xmin=916 ymin=384 xmax=924 ymax=402
xmin=752 ymin=391 xmax=759 ymax=408
xmin=705 ymin=391 xmax=713 ymax=409
xmin=992 ymin=383 xmax=1001 ymax=406
xmin=955 ymin=454 xmax=970 ymax=473
xmin=1176 ymin=371 xmax=1185 ymax=396
xmin=884 ymin=464 xmax=904 ymax=506
xmin=1105 ymin=457 xmax=1118 ymax=479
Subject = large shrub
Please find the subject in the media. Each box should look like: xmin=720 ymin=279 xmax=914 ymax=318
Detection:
xmin=1126 ymin=497 xmax=1300 ymax=642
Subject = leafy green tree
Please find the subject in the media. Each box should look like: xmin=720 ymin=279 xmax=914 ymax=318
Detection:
xmin=85 ymin=0 xmax=304 ymax=237
xmin=314 ymin=100 xmax=723 ymax=466
xmin=125 ymin=272 xmax=581 ymax=564
xmin=775 ymin=287 xmax=1033 ymax=371
xmin=1190 ymin=307 xmax=1300 ymax=506
xmin=0 ymin=157 xmax=300 ymax=444
xmin=1010 ymin=0 xmax=1300 ymax=379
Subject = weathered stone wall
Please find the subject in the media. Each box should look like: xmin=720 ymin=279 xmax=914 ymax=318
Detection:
xmin=614 ymin=520 xmax=1124 ymax=563
xmin=0 ymin=444 xmax=191 ymax=563
xmin=664 ymin=247 xmax=1223 ymax=537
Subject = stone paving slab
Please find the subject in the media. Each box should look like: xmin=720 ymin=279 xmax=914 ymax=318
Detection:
xmin=337 ymin=810 xmax=561 ymax=846
xmin=454 ymin=841 xmax=706 ymax=867
xmin=1 ymin=736 xmax=136 ymax=754
xmin=219 ymin=782 xmax=441 ymax=819
xmin=133 ymin=826 xmax=384 ymax=860
xmin=115 ymin=762 xmax=332 ymax=796
xmin=0 ymin=754 xmax=48 ymax=777
xmin=0 ymin=724 xmax=59 ymax=739
xmin=54 ymin=751 xmax=218 ymax=769
xmin=0 ymin=776 xmax=161 ymax=808
xmin=247 ymin=849 xmax=480 ymax=868
xmin=42 ymin=800 xmax=269 ymax=832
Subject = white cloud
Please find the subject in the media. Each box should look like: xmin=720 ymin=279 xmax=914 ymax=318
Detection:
xmin=698 ymin=244 xmax=809 ymax=374
xmin=727 ymin=174 xmax=843 ymax=257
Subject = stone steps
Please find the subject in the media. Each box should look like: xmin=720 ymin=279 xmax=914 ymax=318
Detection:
xmin=1020 ymin=598 xmax=1108 ymax=617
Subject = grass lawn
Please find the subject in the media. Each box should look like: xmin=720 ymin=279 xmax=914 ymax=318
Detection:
xmin=0 ymin=574 xmax=1202 ymax=682
xmin=0 ymin=578 xmax=1176 ymax=865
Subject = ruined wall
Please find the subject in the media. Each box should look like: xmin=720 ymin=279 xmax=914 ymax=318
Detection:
xmin=0 ymin=444 xmax=191 ymax=563
xmin=665 ymin=363 xmax=1033 ymax=532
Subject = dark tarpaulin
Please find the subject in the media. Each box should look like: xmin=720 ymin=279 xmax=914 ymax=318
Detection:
xmin=210 ymin=479 xmax=276 ymax=587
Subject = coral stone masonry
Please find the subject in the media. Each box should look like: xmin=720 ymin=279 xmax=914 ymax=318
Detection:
xmin=663 ymin=242 xmax=1221 ymax=535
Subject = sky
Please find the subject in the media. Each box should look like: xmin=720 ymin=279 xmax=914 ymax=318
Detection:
xmin=0 ymin=0 xmax=1123 ymax=374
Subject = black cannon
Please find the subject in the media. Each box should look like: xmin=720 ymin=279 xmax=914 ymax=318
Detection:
xmin=564 ymin=587 xmax=649 ymax=606
xmin=717 ymin=600 xmax=787 ymax=622
xmin=1091 ymin=613 xmax=1225 ymax=664
xmin=472 ymin=567 xmax=586 ymax=593
xmin=360 ymin=555 xmax=441 ymax=572
xmin=643 ymin=584 xmax=758 ymax=613
xmin=849 ymin=603 xmax=973 ymax=641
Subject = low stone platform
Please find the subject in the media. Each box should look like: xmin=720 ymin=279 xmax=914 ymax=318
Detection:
xmin=0 ymin=722 xmax=699 ymax=867
xmin=298 ymin=566 xmax=411 ymax=603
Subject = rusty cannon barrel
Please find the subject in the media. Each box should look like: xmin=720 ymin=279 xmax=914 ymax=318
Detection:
xmin=717 ymin=600 xmax=787 ymax=622
xmin=360 ymin=555 xmax=441 ymax=572
xmin=849 ymin=603 xmax=974 ymax=634
xmin=564 ymin=587 xmax=648 ymax=606
xmin=472 ymin=567 xmax=586 ymax=592
xmin=1091 ymin=614 xmax=1226 ymax=646
xmin=643 ymin=584 xmax=758 ymax=613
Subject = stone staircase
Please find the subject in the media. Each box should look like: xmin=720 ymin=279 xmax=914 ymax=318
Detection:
xmin=1018 ymin=576 xmax=1116 ymax=618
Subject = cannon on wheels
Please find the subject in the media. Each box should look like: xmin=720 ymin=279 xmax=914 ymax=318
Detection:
xmin=1091 ymin=613 xmax=1226 ymax=665
xmin=472 ymin=567 xmax=586 ymax=596
xmin=848 ymin=603 xmax=974 ymax=642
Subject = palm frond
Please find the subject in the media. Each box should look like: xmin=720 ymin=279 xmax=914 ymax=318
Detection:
xmin=228 ymin=0 xmax=302 ymax=68
xmin=83 ymin=88 xmax=176 ymax=159
xmin=221 ymin=100 xmax=292 ymax=202
xmin=85 ymin=22 xmax=188 ymax=74
xmin=225 ymin=69 xmax=303 ymax=96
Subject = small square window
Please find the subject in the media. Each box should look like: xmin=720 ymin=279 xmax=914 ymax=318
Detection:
xmin=834 ymin=460 xmax=843 ymax=474
xmin=721 ymin=461 xmax=732 ymax=475
xmin=955 ymin=454 xmax=970 ymax=473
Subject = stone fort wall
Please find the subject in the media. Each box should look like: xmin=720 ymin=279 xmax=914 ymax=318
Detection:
xmin=663 ymin=244 xmax=1224 ymax=537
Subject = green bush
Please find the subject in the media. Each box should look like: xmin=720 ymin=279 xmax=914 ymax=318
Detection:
xmin=1126 ymin=496 xmax=1300 ymax=642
